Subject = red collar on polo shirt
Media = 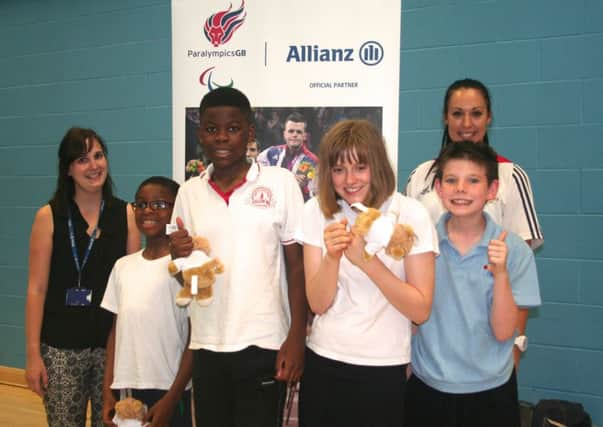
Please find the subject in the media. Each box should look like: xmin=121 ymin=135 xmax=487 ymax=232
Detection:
xmin=203 ymin=162 xmax=259 ymax=204
xmin=208 ymin=176 xmax=247 ymax=204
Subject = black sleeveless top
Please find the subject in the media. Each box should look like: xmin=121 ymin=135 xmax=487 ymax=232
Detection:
xmin=41 ymin=197 xmax=128 ymax=349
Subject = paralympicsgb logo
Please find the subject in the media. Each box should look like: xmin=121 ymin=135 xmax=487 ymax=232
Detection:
xmin=204 ymin=1 xmax=247 ymax=47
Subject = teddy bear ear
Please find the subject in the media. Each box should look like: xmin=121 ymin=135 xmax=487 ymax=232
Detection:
xmin=353 ymin=208 xmax=382 ymax=236
xmin=193 ymin=236 xmax=211 ymax=254
xmin=385 ymin=224 xmax=416 ymax=259
xmin=168 ymin=261 xmax=179 ymax=275
xmin=352 ymin=211 xmax=371 ymax=235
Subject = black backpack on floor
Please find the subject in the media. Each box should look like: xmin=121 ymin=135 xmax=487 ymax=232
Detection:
xmin=529 ymin=399 xmax=592 ymax=427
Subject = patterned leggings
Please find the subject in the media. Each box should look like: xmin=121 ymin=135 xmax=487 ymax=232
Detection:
xmin=41 ymin=344 xmax=105 ymax=427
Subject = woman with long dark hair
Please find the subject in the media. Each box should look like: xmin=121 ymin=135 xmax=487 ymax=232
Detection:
xmin=25 ymin=127 xmax=140 ymax=426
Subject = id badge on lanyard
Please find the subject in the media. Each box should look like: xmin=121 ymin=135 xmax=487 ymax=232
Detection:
xmin=65 ymin=200 xmax=104 ymax=306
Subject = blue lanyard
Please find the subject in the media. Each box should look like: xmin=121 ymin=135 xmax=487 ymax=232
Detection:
xmin=67 ymin=200 xmax=105 ymax=288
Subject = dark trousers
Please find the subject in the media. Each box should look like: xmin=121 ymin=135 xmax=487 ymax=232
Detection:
xmin=405 ymin=370 xmax=520 ymax=427
xmin=115 ymin=388 xmax=192 ymax=427
xmin=299 ymin=348 xmax=407 ymax=427
xmin=192 ymin=346 xmax=286 ymax=427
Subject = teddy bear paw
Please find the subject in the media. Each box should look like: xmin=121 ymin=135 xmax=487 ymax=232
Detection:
xmin=195 ymin=296 xmax=214 ymax=307
xmin=175 ymin=296 xmax=192 ymax=307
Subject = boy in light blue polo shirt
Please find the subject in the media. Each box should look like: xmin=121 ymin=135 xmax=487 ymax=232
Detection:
xmin=405 ymin=141 xmax=541 ymax=427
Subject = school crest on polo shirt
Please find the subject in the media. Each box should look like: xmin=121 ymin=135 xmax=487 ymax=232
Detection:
xmin=249 ymin=186 xmax=274 ymax=208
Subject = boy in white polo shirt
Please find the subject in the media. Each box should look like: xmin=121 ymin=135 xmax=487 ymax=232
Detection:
xmin=405 ymin=141 xmax=541 ymax=427
xmin=168 ymin=87 xmax=307 ymax=427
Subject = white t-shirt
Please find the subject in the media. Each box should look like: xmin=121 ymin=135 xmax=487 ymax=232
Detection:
xmin=101 ymin=251 xmax=190 ymax=390
xmin=298 ymin=193 xmax=439 ymax=366
xmin=171 ymin=162 xmax=304 ymax=352
xmin=406 ymin=158 xmax=543 ymax=249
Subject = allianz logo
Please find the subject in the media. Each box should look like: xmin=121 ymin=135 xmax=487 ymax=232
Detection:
xmin=286 ymin=41 xmax=384 ymax=66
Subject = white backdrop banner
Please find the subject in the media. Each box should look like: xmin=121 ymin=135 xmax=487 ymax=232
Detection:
xmin=172 ymin=0 xmax=401 ymax=182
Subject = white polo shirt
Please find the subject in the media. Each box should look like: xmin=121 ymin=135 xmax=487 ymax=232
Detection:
xmin=406 ymin=157 xmax=543 ymax=249
xmin=298 ymin=193 xmax=439 ymax=366
xmin=171 ymin=162 xmax=304 ymax=352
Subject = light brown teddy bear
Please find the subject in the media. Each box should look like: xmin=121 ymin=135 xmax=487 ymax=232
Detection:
xmin=113 ymin=397 xmax=146 ymax=427
xmin=168 ymin=236 xmax=225 ymax=307
xmin=351 ymin=202 xmax=416 ymax=261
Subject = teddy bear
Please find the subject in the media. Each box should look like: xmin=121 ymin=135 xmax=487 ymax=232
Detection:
xmin=168 ymin=236 xmax=225 ymax=307
xmin=113 ymin=397 xmax=146 ymax=427
xmin=351 ymin=202 xmax=416 ymax=260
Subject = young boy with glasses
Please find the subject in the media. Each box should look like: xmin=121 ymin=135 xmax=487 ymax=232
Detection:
xmin=101 ymin=176 xmax=193 ymax=427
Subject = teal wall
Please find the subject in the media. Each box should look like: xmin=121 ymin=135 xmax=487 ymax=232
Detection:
xmin=0 ymin=0 xmax=172 ymax=364
xmin=1 ymin=0 xmax=602 ymax=423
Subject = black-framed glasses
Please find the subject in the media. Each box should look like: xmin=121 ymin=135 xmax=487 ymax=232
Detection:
xmin=131 ymin=200 xmax=174 ymax=211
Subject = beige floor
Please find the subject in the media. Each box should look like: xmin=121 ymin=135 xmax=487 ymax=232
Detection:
xmin=0 ymin=366 xmax=90 ymax=427
xmin=0 ymin=365 xmax=92 ymax=427
xmin=0 ymin=366 xmax=299 ymax=427
xmin=0 ymin=382 xmax=298 ymax=427
xmin=0 ymin=382 xmax=49 ymax=427
xmin=0 ymin=383 xmax=94 ymax=427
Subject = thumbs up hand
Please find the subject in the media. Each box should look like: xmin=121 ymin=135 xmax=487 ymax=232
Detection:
xmin=168 ymin=216 xmax=193 ymax=259
xmin=486 ymin=231 xmax=508 ymax=276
